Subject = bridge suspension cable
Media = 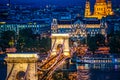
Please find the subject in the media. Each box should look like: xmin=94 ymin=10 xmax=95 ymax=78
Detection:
xmin=5 ymin=64 xmax=14 ymax=80
xmin=46 ymin=56 xmax=66 ymax=80
xmin=40 ymin=39 xmax=66 ymax=80
xmin=47 ymin=39 xmax=65 ymax=70
xmin=38 ymin=38 xmax=64 ymax=69
xmin=45 ymin=39 xmax=70 ymax=79
xmin=38 ymin=54 xmax=58 ymax=69
xmin=23 ymin=64 xmax=30 ymax=80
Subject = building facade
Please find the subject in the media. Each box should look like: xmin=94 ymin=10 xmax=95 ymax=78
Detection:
xmin=0 ymin=21 xmax=51 ymax=36
xmin=85 ymin=0 xmax=114 ymax=19
xmin=51 ymin=16 xmax=107 ymax=41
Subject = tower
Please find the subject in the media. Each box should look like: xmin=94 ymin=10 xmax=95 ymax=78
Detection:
xmin=107 ymin=0 xmax=114 ymax=15
xmin=84 ymin=0 xmax=114 ymax=19
xmin=85 ymin=0 xmax=91 ymax=17
xmin=5 ymin=53 xmax=38 ymax=80
xmin=51 ymin=19 xmax=58 ymax=33
xmin=51 ymin=34 xmax=70 ymax=56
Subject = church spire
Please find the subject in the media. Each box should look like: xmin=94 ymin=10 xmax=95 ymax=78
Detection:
xmin=51 ymin=19 xmax=58 ymax=33
xmin=85 ymin=0 xmax=91 ymax=17
xmin=107 ymin=0 xmax=114 ymax=15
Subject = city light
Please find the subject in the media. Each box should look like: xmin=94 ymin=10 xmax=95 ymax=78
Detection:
xmin=0 ymin=0 xmax=120 ymax=80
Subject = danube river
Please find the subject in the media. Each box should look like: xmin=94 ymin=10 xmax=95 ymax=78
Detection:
xmin=0 ymin=60 xmax=7 ymax=80
xmin=0 ymin=58 xmax=120 ymax=80
xmin=77 ymin=63 xmax=120 ymax=80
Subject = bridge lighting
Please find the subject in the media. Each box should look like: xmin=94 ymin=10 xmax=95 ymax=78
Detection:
xmin=7 ymin=53 xmax=38 ymax=58
xmin=51 ymin=52 xmax=57 ymax=56
xmin=0 ymin=22 xmax=6 ymax=24
xmin=64 ymin=52 xmax=70 ymax=57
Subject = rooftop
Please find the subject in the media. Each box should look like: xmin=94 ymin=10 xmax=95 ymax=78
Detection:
xmin=58 ymin=20 xmax=74 ymax=24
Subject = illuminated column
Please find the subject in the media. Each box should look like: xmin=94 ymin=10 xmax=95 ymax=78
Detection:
xmin=63 ymin=36 xmax=70 ymax=56
xmin=85 ymin=0 xmax=91 ymax=17
xmin=51 ymin=35 xmax=57 ymax=56
xmin=51 ymin=37 xmax=56 ymax=51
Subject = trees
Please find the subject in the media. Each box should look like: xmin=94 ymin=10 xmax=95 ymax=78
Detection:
xmin=19 ymin=28 xmax=33 ymax=38
xmin=1 ymin=30 xmax=15 ymax=42
xmin=0 ymin=29 xmax=51 ymax=53
xmin=0 ymin=30 xmax=15 ymax=51
xmin=87 ymin=36 xmax=98 ymax=54
xmin=95 ymin=34 xmax=105 ymax=46
xmin=40 ymin=37 xmax=51 ymax=52
xmin=109 ymin=31 xmax=120 ymax=53
xmin=17 ymin=28 xmax=34 ymax=51
xmin=17 ymin=28 xmax=51 ymax=52
xmin=87 ymin=34 xmax=106 ymax=54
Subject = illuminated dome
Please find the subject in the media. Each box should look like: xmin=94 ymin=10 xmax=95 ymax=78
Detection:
xmin=96 ymin=0 xmax=105 ymax=3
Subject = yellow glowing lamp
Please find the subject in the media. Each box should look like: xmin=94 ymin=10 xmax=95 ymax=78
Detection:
xmin=63 ymin=52 xmax=70 ymax=57
xmin=0 ymin=22 xmax=6 ymax=24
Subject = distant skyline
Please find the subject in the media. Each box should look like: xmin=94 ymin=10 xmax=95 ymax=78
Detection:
xmin=0 ymin=0 xmax=120 ymax=8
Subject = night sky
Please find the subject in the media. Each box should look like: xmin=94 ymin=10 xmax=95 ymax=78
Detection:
xmin=0 ymin=0 xmax=120 ymax=7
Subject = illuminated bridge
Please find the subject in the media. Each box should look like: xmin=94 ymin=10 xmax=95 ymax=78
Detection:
xmin=5 ymin=34 xmax=74 ymax=80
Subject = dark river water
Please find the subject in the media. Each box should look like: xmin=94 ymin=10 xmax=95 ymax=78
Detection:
xmin=0 ymin=60 xmax=7 ymax=80
xmin=77 ymin=63 xmax=120 ymax=80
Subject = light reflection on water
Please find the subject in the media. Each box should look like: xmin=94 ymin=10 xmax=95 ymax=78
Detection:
xmin=1 ymin=60 xmax=120 ymax=80
xmin=0 ymin=61 xmax=7 ymax=80
xmin=77 ymin=64 xmax=120 ymax=80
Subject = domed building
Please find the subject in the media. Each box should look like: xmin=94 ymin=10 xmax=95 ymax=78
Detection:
xmin=85 ymin=0 xmax=114 ymax=19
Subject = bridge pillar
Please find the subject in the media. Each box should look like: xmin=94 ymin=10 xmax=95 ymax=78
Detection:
xmin=5 ymin=53 xmax=38 ymax=80
xmin=51 ymin=34 xmax=70 ymax=56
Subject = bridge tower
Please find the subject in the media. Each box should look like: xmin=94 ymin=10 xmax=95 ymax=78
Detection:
xmin=51 ymin=34 xmax=70 ymax=56
xmin=5 ymin=53 xmax=38 ymax=80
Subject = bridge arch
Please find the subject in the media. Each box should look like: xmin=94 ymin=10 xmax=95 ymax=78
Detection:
xmin=16 ymin=71 xmax=25 ymax=80
xmin=56 ymin=44 xmax=63 ymax=53
xmin=5 ymin=53 xmax=38 ymax=80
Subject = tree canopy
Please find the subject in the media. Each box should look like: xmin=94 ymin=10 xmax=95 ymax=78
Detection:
xmin=87 ymin=36 xmax=98 ymax=54
xmin=0 ymin=30 xmax=15 ymax=51
xmin=109 ymin=31 xmax=120 ymax=53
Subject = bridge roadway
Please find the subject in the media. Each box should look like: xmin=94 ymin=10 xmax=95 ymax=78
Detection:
xmin=38 ymin=54 xmax=59 ymax=70
xmin=40 ymin=54 xmax=66 ymax=80
xmin=37 ymin=39 xmax=58 ymax=70
xmin=5 ymin=64 xmax=14 ymax=80
xmin=38 ymin=37 xmax=66 ymax=68
xmin=37 ymin=48 xmax=65 ymax=79
xmin=38 ymin=45 xmax=69 ymax=79
xmin=38 ymin=39 xmax=65 ymax=70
